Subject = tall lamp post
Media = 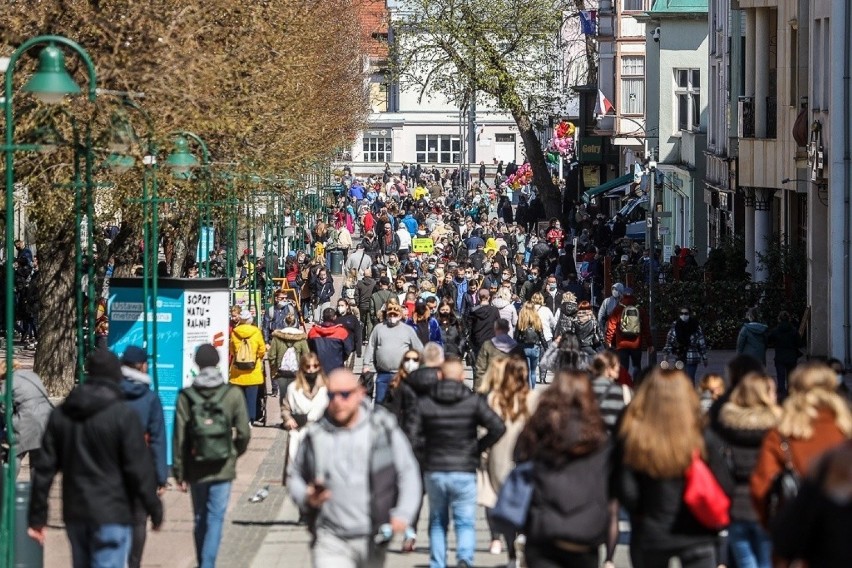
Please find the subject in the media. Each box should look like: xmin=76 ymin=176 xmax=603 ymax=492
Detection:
xmin=165 ymin=132 xmax=211 ymax=275
xmin=2 ymin=35 xmax=97 ymax=566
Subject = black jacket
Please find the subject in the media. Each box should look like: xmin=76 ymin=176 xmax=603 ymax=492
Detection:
xmin=467 ymin=304 xmax=499 ymax=348
xmin=525 ymin=444 xmax=612 ymax=547
xmin=614 ymin=433 xmax=734 ymax=552
xmin=355 ymin=277 xmax=377 ymax=311
xmin=29 ymin=379 xmax=163 ymax=528
xmin=768 ymin=321 xmax=801 ymax=366
xmin=413 ymin=380 xmax=505 ymax=473
xmin=439 ymin=317 xmax=464 ymax=356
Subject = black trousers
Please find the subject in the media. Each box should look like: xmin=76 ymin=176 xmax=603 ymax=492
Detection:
xmin=524 ymin=543 xmax=598 ymax=568
xmin=630 ymin=544 xmax=716 ymax=568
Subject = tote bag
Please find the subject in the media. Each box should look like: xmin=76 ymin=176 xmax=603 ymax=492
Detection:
xmin=490 ymin=461 xmax=535 ymax=531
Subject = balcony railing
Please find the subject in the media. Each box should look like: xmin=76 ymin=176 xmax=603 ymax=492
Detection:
xmin=738 ymin=96 xmax=754 ymax=138
xmin=738 ymin=95 xmax=777 ymax=139
xmin=766 ymin=96 xmax=777 ymax=139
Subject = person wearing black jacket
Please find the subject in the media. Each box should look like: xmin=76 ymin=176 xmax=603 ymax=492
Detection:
xmin=354 ymin=268 xmax=376 ymax=342
xmin=436 ymin=299 xmax=464 ymax=357
xmin=412 ymin=357 xmax=506 ymax=568
xmin=767 ymin=311 xmax=801 ymax=400
xmin=466 ymin=288 xmax=500 ymax=360
xmin=28 ymin=349 xmax=163 ymax=565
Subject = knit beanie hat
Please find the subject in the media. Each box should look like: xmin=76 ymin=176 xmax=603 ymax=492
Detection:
xmin=86 ymin=348 xmax=124 ymax=383
xmin=195 ymin=344 xmax=220 ymax=369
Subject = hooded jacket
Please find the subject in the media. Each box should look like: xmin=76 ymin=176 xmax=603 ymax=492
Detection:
xmin=287 ymin=404 xmax=421 ymax=539
xmin=355 ymin=277 xmax=377 ymax=311
xmin=29 ymin=378 xmax=163 ymax=528
xmin=308 ymin=322 xmax=354 ymax=374
xmin=475 ymin=334 xmax=525 ymax=389
xmin=121 ymin=366 xmax=168 ymax=486
xmin=172 ymin=369 xmax=251 ymax=484
xmin=492 ymin=297 xmax=518 ymax=335
xmin=467 ymin=303 xmax=500 ymax=348
xmin=714 ymin=400 xmax=779 ymax=521
xmin=605 ymin=296 xmax=652 ymax=350
xmin=229 ymin=323 xmax=266 ymax=386
xmin=413 ymin=380 xmax=506 ymax=473
xmin=268 ymin=327 xmax=310 ymax=373
xmin=2 ymin=370 xmax=52 ymax=454
xmin=737 ymin=322 xmax=769 ymax=364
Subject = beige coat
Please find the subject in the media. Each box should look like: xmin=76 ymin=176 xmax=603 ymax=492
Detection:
xmin=478 ymin=389 xmax=540 ymax=508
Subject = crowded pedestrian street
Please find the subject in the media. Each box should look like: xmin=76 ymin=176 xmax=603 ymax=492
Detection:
xmin=3 ymin=1 xmax=852 ymax=568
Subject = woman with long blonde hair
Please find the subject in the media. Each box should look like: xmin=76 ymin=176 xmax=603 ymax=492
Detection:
xmin=715 ymin=372 xmax=780 ymax=568
xmin=515 ymin=301 xmax=545 ymax=389
xmin=616 ymin=367 xmax=731 ymax=568
xmin=478 ymin=355 xmax=537 ymax=563
xmin=751 ymin=361 xmax=852 ymax=525
xmin=281 ymin=353 xmax=328 ymax=465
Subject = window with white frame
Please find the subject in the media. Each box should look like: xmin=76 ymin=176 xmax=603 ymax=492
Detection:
xmin=415 ymin=135 xmax=461 ymax=164
xmin=675 ymin=69 xmax=701 ymax=131
xmin=621 ymin=56 xmax=645 ymax=115
xmin=622 ymin=0 xmax=645 ymax=11
xmin=362 ymin=136 xmax=392 ymax=163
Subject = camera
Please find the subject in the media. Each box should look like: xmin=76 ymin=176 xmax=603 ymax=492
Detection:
xmin=652 ymin=27 xmax=660 ymax=42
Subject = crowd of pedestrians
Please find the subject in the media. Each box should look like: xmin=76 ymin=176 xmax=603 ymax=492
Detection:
xmin=3 ymin=167 xmax=852 ymax=568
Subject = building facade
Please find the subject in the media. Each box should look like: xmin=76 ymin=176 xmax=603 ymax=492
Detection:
xmin=642 ymin=0 xmax=709 ymax=259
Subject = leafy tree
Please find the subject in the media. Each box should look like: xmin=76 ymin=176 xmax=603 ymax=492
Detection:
xmin=391 ymin=0 xmax=596 ymax=216
xmin=1 ymin=0 xmax=368 ymax=393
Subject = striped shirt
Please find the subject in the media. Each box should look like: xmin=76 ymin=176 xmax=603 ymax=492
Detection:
xmin=591 ymin=376 xmax=629 ymax=434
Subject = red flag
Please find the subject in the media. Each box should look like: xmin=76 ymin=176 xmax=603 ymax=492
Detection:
xmin=595 ymin=89 xmax=615 ymax=117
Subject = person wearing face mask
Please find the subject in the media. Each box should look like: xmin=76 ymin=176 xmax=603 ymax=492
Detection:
xmin=335 ymin=299 xmax=362 ymax=370
xmin=407 ymin=298 xmax=443 ymax=347
xmin=662 ymin=307 xmax=709 ymax=384
xmin=280 ymin=353 xmax=328 ymax=473
xmin=268 ymin=313 xmax=310 ymax=400
xmin=436 ymin=299 xmax=463 ymax=358
xmin=364 ymin=302 xmax=424 ymax=404
xmin=598 ymin=283 xmax=625 ymax=332
xmin=541 ymin=276 xmax=560 ymax=313
xmin=483 ymin=261 xmax=503 ymax=290
xmin=520 ymin=268 xmax=542 ymax=301
xmin=545 ymin=218 xmax=564 ymax=248
xmin=307 ymin=308 xmax=354 ymax=375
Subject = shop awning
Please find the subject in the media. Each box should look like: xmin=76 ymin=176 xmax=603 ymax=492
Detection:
xmin=583 ymin=173 xmax=633 ymax=202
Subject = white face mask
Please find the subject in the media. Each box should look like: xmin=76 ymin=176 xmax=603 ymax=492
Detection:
xmin=680 ymin=315 xmax=690 ymax=322
xmin=338 ymin=306 xmax=347 ymax=315
xmin=387 ymin=316 xmax=401 ymax=325
xmin=402 ymin=360 xmax=419 ymax=373
xmin=276 ymin=301 xmax=286 ymax=308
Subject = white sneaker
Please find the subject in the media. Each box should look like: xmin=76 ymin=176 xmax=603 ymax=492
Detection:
xmin=489 ymin=539 xmax=503 ymax=555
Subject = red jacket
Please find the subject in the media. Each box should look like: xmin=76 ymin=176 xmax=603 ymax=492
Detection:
xmin=605 ymin=297 xmax=652 ymax=350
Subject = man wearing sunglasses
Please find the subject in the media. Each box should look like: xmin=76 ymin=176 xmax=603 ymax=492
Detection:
xmin=287 ymin=369 xmax=421 ymax=568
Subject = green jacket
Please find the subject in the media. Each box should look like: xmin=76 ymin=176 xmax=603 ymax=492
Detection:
xmin=172 ymin=377 xmax=250 ymax=484
xmin=267 ymin=327 xmax=310 ymax=371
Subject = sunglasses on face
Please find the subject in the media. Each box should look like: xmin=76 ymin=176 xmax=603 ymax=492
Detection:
xmin=304 ymin=365 xmax=321 ymax=372
xmin=327 ymin=389 xmax=357 ymax=401
xmin=403 ymin=356 xmax=420 ymax=362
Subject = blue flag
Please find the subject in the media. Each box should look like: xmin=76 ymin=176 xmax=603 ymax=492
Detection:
xmin=580 ymin=10 xmax=597 ymax=35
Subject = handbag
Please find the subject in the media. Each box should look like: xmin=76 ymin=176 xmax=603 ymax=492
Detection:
xmin=490 ymin=461 xmax=535 ymax=532
xmin=683 ymin=450 xmax=730 ymax=530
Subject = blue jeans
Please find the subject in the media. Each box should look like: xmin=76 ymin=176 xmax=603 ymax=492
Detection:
xmin=523 ymin=344 xmax=540 ymax=388
xmin=775 ymin=363 xmax=795 ymax=401
xmin=66 ymin=523 xmax=132 ymax=568
xmin=240 ymin=385 xmax=260 ymax=422
xmin=375 ymin=372 xmax=394 ymax=404
xmin=424 ymin=471 xmax=477 ymax=568
xmin=190 ymin=480 xmax=232 ymax=568
xmin=728 ymin=520 xmax=772 ymax=568
xmin=685 ymin=363 xmax=699 ymax=385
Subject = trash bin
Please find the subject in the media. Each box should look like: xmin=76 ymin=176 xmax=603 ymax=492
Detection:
xmin=15 ymin=481 xmax=43 ymax=567
xmin=329 ymin=250 xmax=344 ymax=275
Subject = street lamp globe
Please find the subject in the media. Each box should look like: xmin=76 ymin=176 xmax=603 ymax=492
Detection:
xmin=104 ymin=153 xmax=136 ymax=174
xmin=165 ymin=136 xmax=199 ymax=178
xmin=22 ymin=44 xmax=81 ymax=104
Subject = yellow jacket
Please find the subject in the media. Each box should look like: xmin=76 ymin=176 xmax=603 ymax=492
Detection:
xmin=229 ymin=324 xmax=266 ymax=386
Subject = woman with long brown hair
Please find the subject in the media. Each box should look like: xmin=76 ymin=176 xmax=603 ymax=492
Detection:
xmin=477 ymin=356 xmax=538 ymax=561
xmin=514 ymin=369 xmax=611 ymax=567
xmin=281 ymin=353 xmax=328 ymax=466
xmin=750 ymin=361 xmax=852 ymax=525
xmin=616 ymin=367 xmax=731 ymax=568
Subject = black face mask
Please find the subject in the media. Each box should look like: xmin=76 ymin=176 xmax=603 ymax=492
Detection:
xmin=304 ymin=371 xmax=318 ymax=383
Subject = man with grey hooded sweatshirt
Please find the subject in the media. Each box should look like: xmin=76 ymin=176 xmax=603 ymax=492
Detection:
xmin=288 ymin=368 xmax=421 ymax=568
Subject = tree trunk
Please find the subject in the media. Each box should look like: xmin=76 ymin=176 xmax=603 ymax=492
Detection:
xmin=513 ymin=112 xmax=562 ymax=219
xmin=108 ymin=220 xmax=141 ymax=278
xmin=34 ymin=223 xmax=79 ymax=396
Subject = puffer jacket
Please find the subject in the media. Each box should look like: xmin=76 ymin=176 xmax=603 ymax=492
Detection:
xmin=713 ymin=399 xmax=779 ymax=521
xmin=554 ymin=301 xmax=578 ymax=339
xmin=737 ymin=322 xmax=769 ymax=364
xmin=229 ymin=323 xmax=266 ymax=386
xmin=267 ymin=327 xmax=310 ymax=372
xmin=2 ymin=370 xmax=52 ymax=454
xmin=413 ymin=380 xmax=506 ymax=473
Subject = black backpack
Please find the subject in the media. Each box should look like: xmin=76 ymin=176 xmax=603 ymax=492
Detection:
xmin=764 ymin=436 xmax=801 ymax=524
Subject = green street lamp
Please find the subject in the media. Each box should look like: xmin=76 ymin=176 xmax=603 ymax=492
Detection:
xmin=22 ymin=44 xmax=82 ymax=104
xmin=2 ymin=35 xmax=97 ymax=567
xmin=165 ymin=135 xmax=200 ymax=179
xmin=104 ymin=152 xmax=135 ymax=174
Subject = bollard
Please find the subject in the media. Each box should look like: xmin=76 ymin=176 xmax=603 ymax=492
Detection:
xmin=15 ymin=482 xmax=43 ymax=568
xmin=329 ymin=250 xmax=344 ymax=275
